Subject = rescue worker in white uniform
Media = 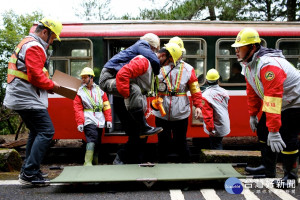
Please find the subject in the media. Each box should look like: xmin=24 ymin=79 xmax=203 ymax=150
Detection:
xmin=202 ymin=69 xmax=230 ymax=150
xmin=232 ymin=28 xmax=300 ymax=189
xmin=73 ymin=67 xmax=112 ymax=166
xmin=154 ymin=37 xmax=203 ymax=163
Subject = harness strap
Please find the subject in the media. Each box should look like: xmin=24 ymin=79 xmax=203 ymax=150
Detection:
xmin=162 ymin=62 xmax=184 ymax=93
xmin=83 ymin=86 xmax=103 ymax=112
xmin=158 ymin=92 xmax=187 ymax=97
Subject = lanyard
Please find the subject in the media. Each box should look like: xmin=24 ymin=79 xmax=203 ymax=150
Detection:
xmin=246 ymin=60 xmax=264 ymax=98
xmin=83 ymin=86 xmax=103 ymax=112
xmin=162 ymin=62 xmax=184 ymax=93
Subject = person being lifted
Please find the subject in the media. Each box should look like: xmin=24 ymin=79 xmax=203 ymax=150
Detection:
xmin=99 ymin=33 xmax=162 ymax=138
xmin=153 ymin=37 xmax=203 ymax=163
xmin=232 ymin=28 xmax=300 ymax=189
xmin=73 ymin=67 xmax=112 ymax=166
xmin=116 ymin=43 xmax=183 ymax=141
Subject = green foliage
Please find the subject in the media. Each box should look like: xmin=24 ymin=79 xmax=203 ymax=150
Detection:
xmin=120 ymin=0 xmax=300 ymax=21
xmin=0 ymin=10 xmax=43 ymax=135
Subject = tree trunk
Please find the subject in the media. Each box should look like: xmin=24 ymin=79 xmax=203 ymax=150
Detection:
xmin=207 ymin=5 xmax=216 ymax=20
xmin=287 ymin=0 xmax=296 ymax=21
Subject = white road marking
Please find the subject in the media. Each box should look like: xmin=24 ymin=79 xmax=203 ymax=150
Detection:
xmin=200 ymin=189 xmax=220 ymax=200
xmin=0 ymin=180 xmax=20 ymax=185
xmin=240 ymin=179 xmax=260 ymax=200
xmin=0 ymin=180 xmax=67 ymax=186
xmin=170 ymin=189 xmax=185 ymax=200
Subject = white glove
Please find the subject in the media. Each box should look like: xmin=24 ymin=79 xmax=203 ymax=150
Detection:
xmin=77 ymin=125 xmax=84 ymax=132
xmin=209 ymin=130 xmax=216 ymax=137
xmin=249 ymin=116 xmax=258 ymax=132
xmin=106 ymin=122 xmax=112 ymax=128
xmin=267 ymin=132 xmax=286 ymax=153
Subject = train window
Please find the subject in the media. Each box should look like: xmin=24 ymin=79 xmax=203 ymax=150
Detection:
xmin=181 ymin=40 xmax=206 ymax=85
xmin=49 ymin=39 xmax=93 ymax=78
xmin=49 ymin=60 xmax=68 ymax=75
xmin=72 ymin=49 xmax=89 ymax=57
xmin=216 ymin=39 xmax=244 ymax=85
xmin=216 ymin=38 xmax=266 ymax=86
xmin=152 ymin=38 xmax=207 ymax=85
xmin=276 ymin=39 xmax=300 ymax=70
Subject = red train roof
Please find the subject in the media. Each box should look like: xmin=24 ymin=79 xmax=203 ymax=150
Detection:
xmin=30 ymin=20 xmax=300 ymax=38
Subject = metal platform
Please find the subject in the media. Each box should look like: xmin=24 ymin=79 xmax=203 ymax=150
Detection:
xmin=51 ymin=163 xmax=244 ymax=187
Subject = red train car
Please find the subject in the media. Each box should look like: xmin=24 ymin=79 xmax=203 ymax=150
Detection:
xmin=29 ymin=21 xmax=300 ymax=144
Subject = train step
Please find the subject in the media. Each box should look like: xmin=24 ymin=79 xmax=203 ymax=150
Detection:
xmin=200 ymin=149 xmax=261 ymax=165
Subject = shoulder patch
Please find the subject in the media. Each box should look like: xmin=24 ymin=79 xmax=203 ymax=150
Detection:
xmin=264 ymin=71 xmax=275 ymax=81
xmin=201 ymin=99 xmax=205 ymax=106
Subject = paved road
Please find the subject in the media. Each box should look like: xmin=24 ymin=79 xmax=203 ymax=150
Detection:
xmin=0 ymin=178 xmax=299 ymax=200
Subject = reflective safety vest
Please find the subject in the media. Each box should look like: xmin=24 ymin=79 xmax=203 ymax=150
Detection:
xmin=159 ymin=62 xmax=186 ymax=96
xmin=7 ymin=37 xmax=49 ymax=83
xmin=82 ymin=86 xmax=103 ymax=112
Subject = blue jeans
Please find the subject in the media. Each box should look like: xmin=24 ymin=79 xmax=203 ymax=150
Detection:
xmin=16 ymin=109 xmax=54 ymax=176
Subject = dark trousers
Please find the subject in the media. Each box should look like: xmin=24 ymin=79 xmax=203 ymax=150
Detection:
xmin=209 ymin=136 xmax=224 ymax=150
xmin=84 ymin=124 xmax=103 ymax=156
xmin=113 ymin=96 xmax=147 ymax=164
xmin=155 ymin=117 xmax=190 ymax=163
xmin=84 ymin=124 xmax=103 ymax=144
xmin=16 ymin=109 xmax=54 ymax=176
xmin=257 ymin=109 xmax=300 ymax=152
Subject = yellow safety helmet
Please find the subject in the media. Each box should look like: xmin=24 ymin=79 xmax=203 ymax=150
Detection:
xmin=164 ymin=43 xmax=182 ymax=65
xmin=39 ymin=18 xmax=63 ymax=41
xmin=80 ymin=67 xmax=95 ymax=77
xmin=206 ymin=69 xmax=220 ymax=81
xmin=169 ymin=36 xmax=186 ymax=52
xmin=231 ymin=28 xmax=261 ymax=47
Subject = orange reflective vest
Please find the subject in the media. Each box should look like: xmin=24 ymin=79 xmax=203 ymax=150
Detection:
xmin=7 ymin=37 xmax=49 ymax=83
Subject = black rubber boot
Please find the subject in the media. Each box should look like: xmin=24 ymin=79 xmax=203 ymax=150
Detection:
xmin=130 ymin=109 xmax=163 ymax=138
xmin=273 ymin=154 xmax=298 ymax=189
xmin=245 ymin=143 xmax=277 ymax=178
xmin=245 ymin=164 xmax=266 ymax=175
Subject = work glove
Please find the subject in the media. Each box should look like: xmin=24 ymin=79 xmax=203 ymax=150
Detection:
xmin=267 ymin=132 xmax=286 ymax=153
xmin=77 ymin=124 xmax=84 ymax=132
xmin=249 ymin=116 xmax=258 ymax=132
xmin=209 ymin=130 xmax=216 ymax=137
xmin=107 ymin=122 xmax=112 ymax=128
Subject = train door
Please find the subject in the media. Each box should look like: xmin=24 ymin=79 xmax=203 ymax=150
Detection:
xmin=47 ymin=38 xmax=93 ymax=140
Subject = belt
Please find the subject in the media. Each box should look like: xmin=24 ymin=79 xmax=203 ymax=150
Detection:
xmin=158 ymin=92 xmax=187 ymax=97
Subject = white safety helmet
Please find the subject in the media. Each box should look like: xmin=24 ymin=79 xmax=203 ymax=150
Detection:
xmin=140 ymin=33 xmax=160 ymax=49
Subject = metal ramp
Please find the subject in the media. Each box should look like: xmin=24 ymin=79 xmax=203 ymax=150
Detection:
xmin=50 ymin=163 xmax=244 ymax=187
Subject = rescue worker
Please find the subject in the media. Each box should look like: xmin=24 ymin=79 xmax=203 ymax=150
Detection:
xmin=73 ymin=67 xmax=112 ymax=166
xmin=202 ymin=69 xmax=230 ymax=150
xmin=99 ymin=33 xmax=162 ymax=138
xmin=154 ymin=37 xmax=203 ymax=163
xmin=3 ymin=18 xmax=62 ymax=185
xmin=232 ymin=28 xmax=300 ymax=189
